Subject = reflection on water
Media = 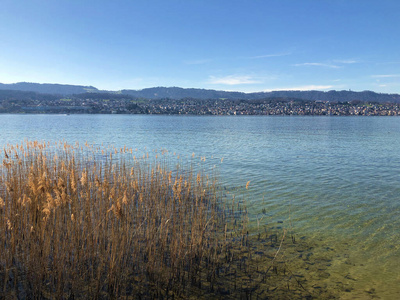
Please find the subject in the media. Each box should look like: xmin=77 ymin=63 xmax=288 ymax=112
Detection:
xmin=1 ymin=114 xmax=399 ymax=298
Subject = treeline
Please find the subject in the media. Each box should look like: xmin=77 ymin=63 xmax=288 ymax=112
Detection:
xmin=1 ymin=89 xmax=399 ymax=105
xmin=0 ymin=82 xmax=98 ymax=94
xmin=1 ymin=82 xmax=400 ymax=103
xmin=121 ymin=87 xmax=400 ymax=103
xmin=0 ymin=90 xmax=58 ymax=101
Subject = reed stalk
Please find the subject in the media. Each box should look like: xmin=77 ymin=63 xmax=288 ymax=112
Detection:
xmin=0 ymin=141 xmax=252 ymax=298
xmin=0 ymin=141 xmax=318 ymax=299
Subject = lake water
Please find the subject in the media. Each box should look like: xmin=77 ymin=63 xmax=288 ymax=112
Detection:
xmin=1 ymin=114 xmax=399 ymax=298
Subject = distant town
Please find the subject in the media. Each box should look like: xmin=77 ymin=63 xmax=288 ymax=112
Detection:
xmin=1 ymin=83 xmax=400 ymax=116
xmin=1 ymin=96 xmax=400 ymax=116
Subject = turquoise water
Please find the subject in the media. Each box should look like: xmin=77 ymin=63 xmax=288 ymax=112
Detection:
xmin=1 ymin=114 xmax=399 ymax=298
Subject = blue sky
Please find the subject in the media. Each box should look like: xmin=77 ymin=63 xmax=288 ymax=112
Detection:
xmin=1 ymin=0 xmax=399 ymax=93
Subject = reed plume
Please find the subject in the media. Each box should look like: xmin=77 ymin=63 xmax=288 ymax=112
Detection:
xmin=0 ymin=141 xmax=311 ymax=299
xmin=0 ymin=141 xmax=251 ymax=298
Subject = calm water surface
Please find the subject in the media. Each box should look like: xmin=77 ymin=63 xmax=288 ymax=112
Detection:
xmin=1 ymin=114 xmax=399 ymax=298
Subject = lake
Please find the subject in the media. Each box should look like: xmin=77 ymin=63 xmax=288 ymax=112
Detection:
xmin=1 ymin=114 xmax=399 ymax=298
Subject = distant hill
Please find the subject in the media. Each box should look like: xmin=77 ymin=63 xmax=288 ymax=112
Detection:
xmin=121 ymin=87 xmax=400 ymax=103
xmin=0 ymin=82 xmax=98 ymax=95
xmin=1 ymin=82 xmax=400 ymax=103
xmin=0 ymin=89 xmax=58 ymax=101
xmin=121 ymin=87 xmax=246 ymax=100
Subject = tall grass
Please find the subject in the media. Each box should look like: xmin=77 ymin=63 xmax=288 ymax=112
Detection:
xmin=0 ymin=141 xmax=321 ymax=299
xmin=0 ymin=141 xmax=254 ymax=298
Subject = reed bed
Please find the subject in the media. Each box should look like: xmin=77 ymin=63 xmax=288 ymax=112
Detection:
xmin=0 ymin=141 xmax=325 ymax=299
xmin=0 ymin=141 xmax=242 ymax=298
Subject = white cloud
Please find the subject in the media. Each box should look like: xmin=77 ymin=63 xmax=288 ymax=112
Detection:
xmin=371 ymin=74 xmax=400 ymax=78
xmin=247 ymin=52 xmax=291 ymax=59
xmin=293 ymin=62 xmax=341 ymax=69
xmin=264 ymin=85 xmax=333 ymax=92
xmin=333 ymin=59 xmax=358 ymax=64
xmin=208 ymin=75 xmax=262 ymax=85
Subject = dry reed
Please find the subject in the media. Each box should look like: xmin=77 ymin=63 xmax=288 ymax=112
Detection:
xmin=0 ymin=141 xmax=250 ymax=298
xmin=0 ymin=141 xmax=319 ymax=299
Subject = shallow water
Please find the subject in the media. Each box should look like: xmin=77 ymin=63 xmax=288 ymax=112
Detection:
xmin=1 ymin=114 xmax=399 ymax=298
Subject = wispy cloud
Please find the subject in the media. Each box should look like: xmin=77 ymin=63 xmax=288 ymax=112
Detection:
xmin=246 ymin=52 xmax=291 ymax=59
xmin=333 ymin=59 xmax=358 ymax=64
xmin=371 ymin=74 xmax=400 ymax=78
xmin=208 ymin=75 xmax=262 ymax=85
xmin=264 ymin=85 xmax=333 ymax=92
xmin=293 ymin=62 xmax=341 ymax=69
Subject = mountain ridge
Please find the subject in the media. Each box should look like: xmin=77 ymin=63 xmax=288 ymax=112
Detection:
xmin=0 ymin=82 xmax=98 ymax=95
xmin=1 ymin=82 xmax=400 ymax=103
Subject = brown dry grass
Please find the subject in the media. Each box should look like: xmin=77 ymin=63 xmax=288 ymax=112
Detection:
xmin=0 ymin=141 xmax=324 ymax=299
xmin=0 ymin=141 xmax=253 ymax=299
